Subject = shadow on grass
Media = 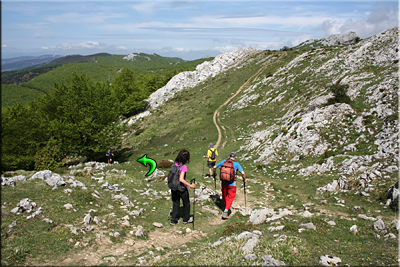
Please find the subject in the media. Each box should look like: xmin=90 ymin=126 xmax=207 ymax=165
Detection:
xmin=211 ymin=194 xmax=225 ymax=211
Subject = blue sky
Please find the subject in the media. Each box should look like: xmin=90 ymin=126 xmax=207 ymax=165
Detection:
xmin=2 ymin=0 xmax=399 ymax=60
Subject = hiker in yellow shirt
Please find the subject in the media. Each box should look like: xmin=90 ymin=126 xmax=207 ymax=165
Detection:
xmin=203 ymin=143 xmax=218 ymax=178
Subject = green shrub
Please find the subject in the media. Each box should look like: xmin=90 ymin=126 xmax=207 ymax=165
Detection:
xmin=34 ymin=138 xmax=63 ymax=171
xmin=327 ymin=83 xmax=352 ymax=105
xmin=135 ymin=128 xmax=145 ymax=135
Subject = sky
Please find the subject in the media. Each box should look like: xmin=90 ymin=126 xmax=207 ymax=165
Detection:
xmin=2 ymin=0 xmax=399 ymax=61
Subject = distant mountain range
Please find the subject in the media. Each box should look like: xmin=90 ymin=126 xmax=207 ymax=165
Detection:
xmin=1 ymin=54 xmax=64 ymax=72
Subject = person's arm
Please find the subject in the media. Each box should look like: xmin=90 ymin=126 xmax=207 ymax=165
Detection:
xmin=240 ymin=171 xmax=246 ymax=183
xmin=236 ymin=163 xmax=246 ymax=182
xmin=179 ymin=171 xmax=195 ymax=188
xmin=213 ymin=160 xmax=222 ymax=175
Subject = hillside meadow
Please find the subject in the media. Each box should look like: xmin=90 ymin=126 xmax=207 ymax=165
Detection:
xmin=1 ymin=28 xmax=399 ymax=266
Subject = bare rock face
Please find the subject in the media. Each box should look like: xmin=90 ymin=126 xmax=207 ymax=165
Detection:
xmin=29 ymin=170 xmax=66 ymax=187
xmin=320 ymin=32 xmax=359 ymax=46
xmin=145 ymin=48 xmax=259 ymax=109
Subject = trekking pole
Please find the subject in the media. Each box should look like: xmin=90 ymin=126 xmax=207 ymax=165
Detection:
xmin=213 ymin=173 xmax=216 ymax=192
xmin=202 ymin=154 xmax=205 ymax=177
xmin=213 ymin=168 xmax=217 ymax=192
xmin=243 ymin=179 xmax=247 ymax=209
xmin=168 ymin=189 xmax=173 ymax=219
xmin=190 ymin=178 xmax=196 ymax=230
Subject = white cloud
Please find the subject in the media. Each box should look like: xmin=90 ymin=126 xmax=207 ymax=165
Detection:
xmin=54 ymin=41 xmax=106 ymax=50
xmin=315 ymin=4 xmax=398 ymax=38
xmin=2 ymin=45 xmax=7 ymax=48
xmin=44 ymin=12 xmax=125 ymax=25
xmin=210 ymin=45 xmax=239 ymax=54
xmin=131 ymin=2 xmax=157 ymax=15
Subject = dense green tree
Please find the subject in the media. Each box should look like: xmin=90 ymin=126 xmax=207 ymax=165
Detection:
xmin=1 ymin=103 xmax=45 ymax=171
xmin=37 ymin=72 xmax=125 ymax=159
xmin=112 ymin=68 xmax=148 ymax=117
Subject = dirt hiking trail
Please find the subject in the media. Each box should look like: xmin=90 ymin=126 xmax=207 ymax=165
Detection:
xmin=213 ymin=51 xmax=287 ymax=149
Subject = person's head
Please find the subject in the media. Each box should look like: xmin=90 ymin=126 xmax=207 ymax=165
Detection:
xmin=208 ymin=143 xmax=214 ymax=148
xmin=175 ymin=149 xmax=190 ymax=164
xmin=229 ymin=152 xmax=236 ymax=159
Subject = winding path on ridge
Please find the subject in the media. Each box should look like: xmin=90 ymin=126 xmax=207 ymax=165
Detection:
xmin=213 ymin=51 xmax=287 ymax=149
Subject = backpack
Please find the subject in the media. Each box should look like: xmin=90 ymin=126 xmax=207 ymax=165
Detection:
xmin=210 ymin=148 xmax=216 ymax=160
xmin=220 ymin=159 xmax=235 ymax=183
xmin=167 ymin=164 xmax=185 ymax=192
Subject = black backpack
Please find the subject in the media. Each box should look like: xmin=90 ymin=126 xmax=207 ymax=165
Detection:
xmin=210 ymin=148 xmax=216 ymax=160
xmin=167 ymin=164 xmax=185 ymax=192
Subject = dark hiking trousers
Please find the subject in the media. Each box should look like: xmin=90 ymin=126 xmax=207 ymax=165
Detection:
xmin=171 ymin=188 xmax=190 ymax=223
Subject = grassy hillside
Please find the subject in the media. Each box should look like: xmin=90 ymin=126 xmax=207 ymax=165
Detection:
xmin=1 ymin=53 xmax=213 ymax=107
xmin=1 ymin=28 xmax=398 ymax=266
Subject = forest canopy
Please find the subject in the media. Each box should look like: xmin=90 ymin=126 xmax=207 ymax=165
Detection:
xmin=1 ymin=67 xmax=180 ymax=172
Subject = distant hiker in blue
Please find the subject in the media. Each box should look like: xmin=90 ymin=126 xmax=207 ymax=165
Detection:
xmin=106 ymin=150 xmax=114 ymax=164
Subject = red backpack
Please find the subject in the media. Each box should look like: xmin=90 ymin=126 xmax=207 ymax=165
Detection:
xmin=220 ymin=159 xmax=235 ymax=183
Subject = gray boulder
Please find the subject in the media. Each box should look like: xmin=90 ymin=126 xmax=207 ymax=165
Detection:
xmin=387 ymin=186 xmax=399 ymax=207
xmin=45 ymin=173 xmax=65 ymax=187
xmin=300 ymin=222 xmax=316 ymax=230
xmin=13 ymin=175 xmax=27 ymax=182
xmin=83 ymin=213 xmax=92 ymax=225
xmin=11 ymin=198 xmax=37 ymax=214
xmin=30 ymin=170 xmax=52 ymax=180
xmin=244 ymin=254 xmax=257 ymax=261
xmin=236 ymin=231 xmax=259 ymax=241
xmin=2 ymin=177 xmax=16 ymax=187
xmin=319 ymin=255 xmax=342 ymax=266
xmin=2 ymin=175 xmax=27 ymax=187
xmin=135 ymin=228 xmax=144 ymax=237
xmin=240 ymin=207 xmax=253 ymax=216
xmin=374 ymin=219 xmax=387 ymax=234
xmin=29 ymin=170 xmax=66 ymax=186
xmin=262 ymin=255 xmax=286 ymax=266
xmin=391 ymin=220 xmax=399 ymax=231
xmin=113 ymin=194 xmax=134 ymax=206
xmin=129 ymin=209 xmax=144 ymax=216
xmin=249 ymin=208 xmax=274 ymax=224
xmin=384 ymin=233 xmax=397 ymax=239
xmin=241 ymin=236 xmax=259 ymax=254
xmin=210 ymin=236 xmax=231 ymax=247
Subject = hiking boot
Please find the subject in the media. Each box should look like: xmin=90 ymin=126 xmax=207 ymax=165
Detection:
xmin=183 ymin=217 xmax=194 ymax=224
xmin=222 ymin=211 xmax=229 ymax=220
xmin=170 ymin=220 xmax=179 ymax=225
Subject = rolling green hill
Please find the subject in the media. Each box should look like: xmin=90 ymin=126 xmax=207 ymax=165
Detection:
xmin=1 ymin=53 xmax=213 ymax=107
